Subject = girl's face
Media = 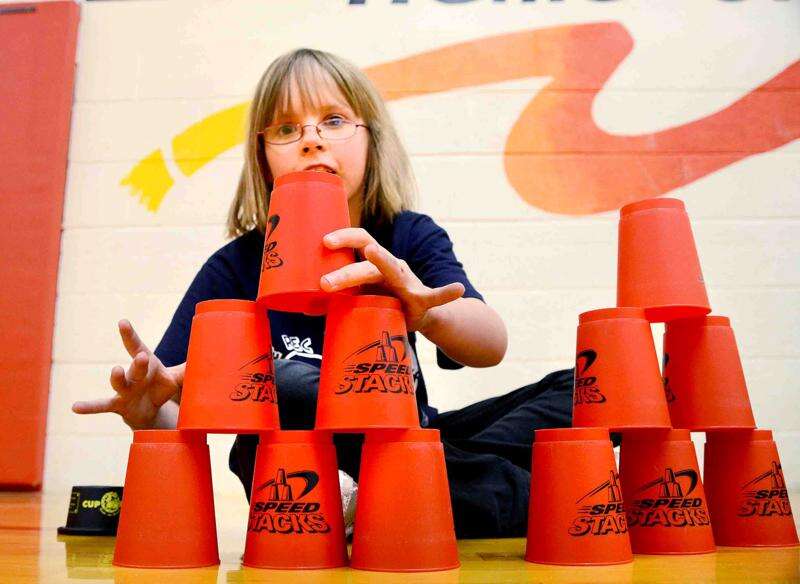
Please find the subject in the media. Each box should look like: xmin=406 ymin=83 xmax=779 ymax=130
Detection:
xmin=263 ymin=78 xmax=369 ymax=208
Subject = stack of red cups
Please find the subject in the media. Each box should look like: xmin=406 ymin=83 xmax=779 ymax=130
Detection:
xmin=526 ymin=197 xmax=797 ymax=567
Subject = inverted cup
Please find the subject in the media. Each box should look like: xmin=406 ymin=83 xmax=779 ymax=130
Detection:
xmin=663 ymin=315 xmax=755 ymax=430
xmin=316 ymin=295 xmax=419 ymax=431
xmin=704 ymin=429 xmax=799 ymax=547
xmin=257 ymin=171 xmax=355 ymax=315
xmin=619 ymin=429 xmax=715 ymax=554
xmin=572 ymin=308 xmax=671 ymax=431
xmin=113 ymin=430 xmax=219 ymax=568
xmin=525 ymin=427 xmax=632 ymax=566
xmin=350 ymin=428 xmax=459 ymax=572
xmin=178 ymin=300 xmax=279 ymax=433
xmin=57 ymin=485 xmax=123 ymax=536
xmin=617 ymin=198 xmax=710 ymax=322
xmin=243 ymin=430 xmax=347 ymax=569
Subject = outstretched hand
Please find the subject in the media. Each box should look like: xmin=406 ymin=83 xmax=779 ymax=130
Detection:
xmin=71 ymin=320 xmax=185 ymax=430
xmin=321 ymin=227 xmax=465 ymax=332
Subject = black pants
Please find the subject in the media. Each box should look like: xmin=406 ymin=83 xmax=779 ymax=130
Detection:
xmin=229 ymin=362 xmax=574 ymax=538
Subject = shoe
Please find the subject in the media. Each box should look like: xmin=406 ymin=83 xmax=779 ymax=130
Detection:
xmin=338 ymin=469 xmax=358 ymax=538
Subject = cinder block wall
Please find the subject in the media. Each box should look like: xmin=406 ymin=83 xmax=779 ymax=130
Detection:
xmin=36 ymin=0 xmax=799 ymax=497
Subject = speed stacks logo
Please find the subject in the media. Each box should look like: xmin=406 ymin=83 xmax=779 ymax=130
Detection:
xmin=337 ymin=330 xmax=414 ymax=395
xmin=230 ymin=352 xmax=277 ymax=404
xmin=628 ymin=467 xmax=710 ymax=528
xmin=248 ymin=468 xmax=331 ymax=535
xmin=569 ymin=471 xmax=628 ymax=537
xmin=738 ymin=461 xmax=793 ymax=519
xmin=573 ymin=349 xmax=606 ymax=405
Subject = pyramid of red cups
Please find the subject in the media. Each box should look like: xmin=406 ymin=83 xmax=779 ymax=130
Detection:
xmin=110 ymin=174 xmax=799 ymax=571
xmin=111 ymin=170 xmax=460 ymax=571
xmin=525 ymin=197 xmax=799 ymax=566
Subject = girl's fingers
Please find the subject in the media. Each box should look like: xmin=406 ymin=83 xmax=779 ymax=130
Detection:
xmin=125 ymin=352 xmax=150 ymax=385
xmin=72 ymin=397 xmax=119 ymax=415
xmin=109 ymin=365 xmax=130 ymax=394
xmin=363 ymin=244 xmax=408 ymax=288
xmin=423 ymin=282 xmax=465 ymax=309
xmin=322 ymin=228 xmax=375 ymax=250
xmin=118 ymin=319 xmax=151 ymax=359
xmin=321 ymin=261 xmax=383 ymax=292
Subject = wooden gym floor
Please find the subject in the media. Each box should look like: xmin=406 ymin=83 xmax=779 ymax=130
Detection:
xmin=1 ymin=491 xmax=798 ymax=583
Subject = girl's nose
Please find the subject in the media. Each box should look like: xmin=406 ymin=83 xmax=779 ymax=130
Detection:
xmin=299 ymin=124 xmax=325 ymax=152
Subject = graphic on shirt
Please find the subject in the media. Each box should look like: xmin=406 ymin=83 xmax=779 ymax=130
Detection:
xmin=627 ymin=467 xmax=710 ymax=529
xmin=260 ymin=214 xmax=284 ymax=271
xmin=569 ymin=470 xmax=628 ymax=537
xmin=337 ymin=330 xmax=415 ymax=395
xmin=249 ymin=468 xmax=332 ymax=535
xmin=662 ymin=353 xmax=676 ymax=403
xmin=573 ymin=349 xmax=606 ymax=405
xmin=281 ymin=334 xmax=322 ymax=361
xmin=738 ymin=461 xmax=793 ymax=518
xmin=229 ymin=352 xmax=277 ymax=403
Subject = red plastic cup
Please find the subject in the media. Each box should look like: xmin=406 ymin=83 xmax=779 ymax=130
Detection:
xmin=256 ymin=171 xmax=355 ymax=315
xmin=177 ymin=300 xmax=279 ymax=433
xmin=663 ymin=315 xmax=755 ymax=430
xmin=243 ymin=430 xmax=347 ymax=569
xmin=316 ymin=295 xmax=419 ymax=431
xmin=113 ymin=431 xmax=219 ymax=568
xmin=619 ymin=429 xmax=715 ymax=554
xmin=350 ymin=429 xmax=459 ymax=572
xmin=572 ymin=308 xmax=671 ymax=431
xmin=617 ymin=198 xmax=711 ymax=322
xmin=704 ymin=429 xmax=799 ymax=547
xmin=525 ymin=427 xmax=633 ymax=566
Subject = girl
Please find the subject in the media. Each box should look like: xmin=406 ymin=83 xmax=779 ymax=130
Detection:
xmin=73 ymin=48 xmax=573 ymax=538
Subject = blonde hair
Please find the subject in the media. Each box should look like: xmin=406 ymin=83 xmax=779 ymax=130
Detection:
xmin=227 ymin=48 xmax=416 ymax=238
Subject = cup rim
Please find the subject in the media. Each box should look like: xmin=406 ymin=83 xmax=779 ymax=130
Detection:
xmin=706 ymin=428 xmax=773 ymax=443
xmin=621 ymin=428 xmax=691 ymax=442
xmin=364 ymin=428 xmax=441 ymax=443
xmin=274 ymin=170 xmax=344 ymax=188
xmin=535 ymin=427 xmax=609 ymax=442
xmin=579 ymin=307 xmax=646 ymax=324
xmin=666 ymin=315 xmax=731 ymax=331
xmin=258 ymin=430 xmax=333 ymax=444
xmin=620 ymin=197 xmax=685 ymax=216
xmin=195 ymin=299 xmax=257 ymax=315
xmin=329 ymin=293 xmax=401 ymax=312
xmin=133 ymin=430 xmax=206 ymax=444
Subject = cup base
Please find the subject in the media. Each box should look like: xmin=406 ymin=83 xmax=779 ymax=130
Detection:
xmin=643 ymin=304 xmax=711 ymax=323
xmin=242 ymin=561 xmax=347 ymax=570
xmin=633 ymin=548 xmax=716 ymax=556
xmin=716 ymin=542 xmax=799 ymax=549
xmin=262 ymin=289 xmax=355 ymax=316
xmin=316 ymin=422 xmax=420 ymax=432
xmin=178 ymin=424 xmax=277 ymax=434
xmin=350 ymin=563 xmax=461 ymax=573
xmin=113 ymin=560 xmax=220 ymax=569
xmin=525 ymin=557 xmax=633 ymax=567
xmin=690 ymin=424 xmax=757 ymax=432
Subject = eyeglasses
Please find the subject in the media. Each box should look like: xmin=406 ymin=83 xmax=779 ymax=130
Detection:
xmin=258 ymin=118 xmax=369 ymax=145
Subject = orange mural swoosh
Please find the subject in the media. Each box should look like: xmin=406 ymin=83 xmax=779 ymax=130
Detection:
xmin=121 ymin=22 xmax=800 ymax=215
xmin=366 ymin=21 xmax=800 ymax=214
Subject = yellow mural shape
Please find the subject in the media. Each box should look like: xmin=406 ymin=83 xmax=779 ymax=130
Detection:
xmin=120 ymin=148 xmax=174 ymax=212
xmin=120 ymin=103 xmax=248 ymax=212
xmin=172 ymin=103 xmax=249 ymax=177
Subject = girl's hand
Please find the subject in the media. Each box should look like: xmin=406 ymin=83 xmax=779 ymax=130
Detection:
xmin=321 ymin=228 xmax=465 ymax=332
xmin=71 ymin=320 xmax=185 ymax=430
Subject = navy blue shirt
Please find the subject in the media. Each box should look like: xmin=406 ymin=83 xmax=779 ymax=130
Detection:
xmin=154 ymin=210 xmax=483 ymax=425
